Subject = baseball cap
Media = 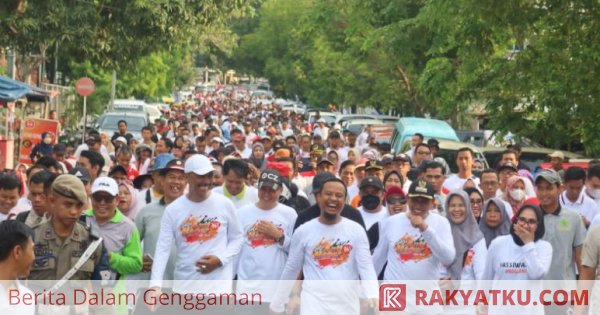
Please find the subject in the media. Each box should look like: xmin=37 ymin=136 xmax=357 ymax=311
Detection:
xmin=535 ymin=169 xmax=562 ymax=185
xmin=312 ymin=172 xmax=336 ymax=194
xmin=407 ymin=179 xmax=435 ymax=200
xmin=159 ymin=158 xmax=185 ymax=175
xmin=53 ymin=143 xmax=66 ymax=155
xmin=317 ymin=155 xmax=334 ymax=166
xmin=212 ymin=137 xmax=225 ymax=144
xmin=359 ymin=176 xmax=384 ymax=191
xmin=355 ymin=158 xmax=368 ymax=169
xmin=258 ymin=169 xmax=282 ymax=190
xmin=52 ymin=174 xmax=88 ymax=205
xmin=69 ymin=166 xmax=91 ymax=183
xmin=91 ymin=176 xmax=119 ymax=196
xmin=548 ymin=151 xmax=565 ymax=160
xmin=311 ymin=144 xmax=325 ymax=155
xmin=184 ymin=154 xmax=214 ymax=175
xmin=364 ymin=160 xmax=383 ymax=171
xmin=499 ymin=162 xmax=518 ymax=173
xmin=385 ymin=185 xmax=406 ymax=199
xmin=151 ymin=153 xmax=175 ymax=172
xmin=114 ymin=136 xmax=128 ymax=145
xmin=85 ymin=134 xmax=101 ymax=144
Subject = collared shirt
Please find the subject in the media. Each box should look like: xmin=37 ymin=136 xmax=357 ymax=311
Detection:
xmin=541 ymin=205 xmax=586 ymax=280
xmin=83 ymin=208 xmax=142 ymax=276
xmin=559 ymin=190 xmax=599 ymax=225
xmin=25 ymin=210 xmax=49 ymax=227
xmin=213 ymin=184 xmax=259 ymax=209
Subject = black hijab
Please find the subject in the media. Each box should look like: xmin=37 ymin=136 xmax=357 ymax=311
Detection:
xmin=510 ymin=204 xmax=545 ymax=246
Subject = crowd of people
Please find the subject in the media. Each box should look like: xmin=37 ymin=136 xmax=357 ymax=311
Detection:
xmin=0 ymin=89 xmax=600 ymax=315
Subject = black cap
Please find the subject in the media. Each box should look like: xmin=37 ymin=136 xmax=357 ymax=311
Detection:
xmin=258 ymin=169 xmax=283 ymax=190
xmin=407 ymin=179 xmax=435 ymax=200
xmin=312 ymin=172 xmax=336 ymax=194
xmin=159 ymin=158 xmax=185 ymax=176
xmin=328 ymin=130 xmax=341 ymax=139
xmin=133 ymin=174 xmax=153 ymax=190
xmin=108 ymin=165 xmax=127 ymax=176
xmin=427 ymin=138 xmax=440 ymax=148
xmin=364 ymin=160 xmax=383 ymax=171
xmin=69 ymin=166 xmax=91 ymax=183
xmin=359 ymin=176 xmax=384 ymax=191
xmin=499 ymin=162 xmax=518 ymax=173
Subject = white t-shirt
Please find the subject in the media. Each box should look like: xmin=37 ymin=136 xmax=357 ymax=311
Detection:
xmin=442 ymin=174 xmax=480 ymax=194
xmin=482 ymin=235 xmax=553 ymax=315
xmin=281 ymin=128 xmax=294 ymax=138
xmin=213 ymin=185 xmax=259 ymax=210
xmin=559 ymin=191 xmax=599 ymax=225
xmin=443 ymin=238 xmax=487 ymax=315
xmin=357 ymin=206 xmax=389 ymax=230
xmin=372 ymin=212 xmax=455 ymax=314
xmin=270 ymin=218 xmax=378 ymax=314
xmin=236 ymin=203 xmax=298 ymax=301
xmin=150 ymin=193 xmax=243 ymax=293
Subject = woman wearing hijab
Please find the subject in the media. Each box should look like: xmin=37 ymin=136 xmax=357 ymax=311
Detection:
xmin=118 ymin=181 xmax=141 ymax=221
xmin=464 ymin=187 xmax=484 ymax=223
xmin=249 ymin=142 xmax=267 ymax=170
xmin=503 ymin=175 xmax=536 ymax=217
xmin=479 ymin=198 xmax=512 ymax=247
xmin=443 ymin=190 xmax=487 ymax=315
xmin=482 ymin=204 xmax=553 ymax=315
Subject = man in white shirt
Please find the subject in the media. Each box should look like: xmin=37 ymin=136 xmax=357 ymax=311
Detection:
xmin=230 ymin=133 xmax=252 ymax=158
xmin=149 ymin=154 xmax=243 ymax=306
xmin=442 ymin=147 xmax=480 ymax=194
xmin=213 ymin=159 xmax=258 ymax=209
xmin=372 ymin=179 xmax=455 ymax=314
xmin=0 ymin=220 xmax=36 ymax=315
xmin=404 ymin=133 xmax=423 ymax=160
xmin=560 ymin=166 xmax=599 ymax=228
xmin=357 ymin=176 xmax=388 ymax=229
xmin=0 ymin=174 xmax=21 ymax=222
xmin=313 ymin=118 xmax=329 ymax=140
xmin=280 ymin=120 xmax=294 ymax=138
xmin=236 ymin=169 xmax=297 ymax=312
xmin=327 ymin=130 xmax=349 ymax=162
xmin=270 ymin=177 xmax=378 ymax=315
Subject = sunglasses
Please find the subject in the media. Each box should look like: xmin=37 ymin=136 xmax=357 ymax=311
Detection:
xmin=387 ymin=197 xmax=407 ymax=205
xmin=92 ymin=194 xmax=116 ymax=203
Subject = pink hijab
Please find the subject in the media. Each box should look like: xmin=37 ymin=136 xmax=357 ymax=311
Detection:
xmin=118 ymin=181 xmax=140 ymax=220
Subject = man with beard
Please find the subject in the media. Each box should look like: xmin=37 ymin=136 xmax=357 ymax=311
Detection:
xmin=135 ymin=159 xmax=186 ymax=280
xmin=271 ymin=177 xmax=378 ymax=315
xmin=357 ymin=176 xmax=387 ymax=230
xmin=149 ymin=154 xmax=243 ymax=307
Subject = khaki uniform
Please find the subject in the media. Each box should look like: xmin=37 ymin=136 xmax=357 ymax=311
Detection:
xmin=29 ymin=220 xmax=106 ymax=280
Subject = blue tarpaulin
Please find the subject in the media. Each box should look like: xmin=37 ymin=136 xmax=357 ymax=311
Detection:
xmin=0 ymin=75 xmax=50 ymax=102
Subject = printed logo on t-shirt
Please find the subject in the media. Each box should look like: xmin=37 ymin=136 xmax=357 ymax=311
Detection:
xmin=464 ymin=248 xmax=475 ymax=267
xmin=311 ymin=238 xmax=353 ymax=268
xmin=179 ymin=214 xmax=221 ymax=244
xmin=246 ymin=221 xmax=283 ymax=248
xmin=499 ymin=261 xmax=527 ymax=274
xmin=558 ymin=218 xmax=571 ymax=232
xmin=394 ymin=233 xmax=432 ymax=262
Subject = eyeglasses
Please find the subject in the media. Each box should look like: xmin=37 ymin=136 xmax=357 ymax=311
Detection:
xmin=387 ymin=197 xmax=407 ymax=205
xmin=517 ymin=217 xmax=538 ymax=226
xmin=92 ymin=194 xmax=115 ymax=203
xmin=470 ymin=198 xmax=483 ymax=204
xmin=480 ymin=181 xmax=498 ymax=187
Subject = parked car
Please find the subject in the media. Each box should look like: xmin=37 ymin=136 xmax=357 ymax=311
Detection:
xmin=307 ymin=111 xmax=338 ymax=125
xmin=399 ymin=138 xmax=488 ymax=174
xmin=480 ymin=146 xmax=584 ymax=171
xmin=343 ymin=119 xmax=384 ymax=137
xmin=95 ymin=112 xmax=148 ymax=140
xmin=335 ymin=114 xmax=378 ymax=125
xmin=390 ymin=117 xmax=459 ymax=154
xmin=374 ymin=115 xmax=400 ymax=124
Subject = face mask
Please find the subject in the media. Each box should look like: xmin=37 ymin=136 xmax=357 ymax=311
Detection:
xmin=509 ymin=189 xmax=526 ymax=201
xmin=362 ymin=194 xmax=381 ymax=211
xmin=588 ymin=187 xmax=600 ymax=200
xmin=43 ymin=137 xmax=52 ymax=144
xmin=472 ymin=170 xmax=482 ymax=178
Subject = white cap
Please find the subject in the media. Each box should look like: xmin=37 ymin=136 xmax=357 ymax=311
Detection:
xmin=317 ymin=118 xmax=326 ymax=123
xmin=91 ymin=176 xmax=119 ymax=196
xmin=548 ymin=151 xmax=564 ymax=160
xmin=115 ymin=136 xmax=127 ymax=144
xmin=212 ymin=137 xmax=224 ymax=144
xmin=184 ymin=154 xmax=214 ymax=175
